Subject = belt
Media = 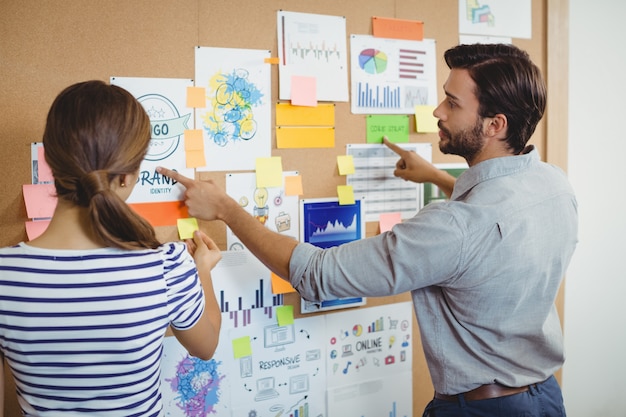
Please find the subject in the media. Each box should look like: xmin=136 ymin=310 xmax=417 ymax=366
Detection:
xmin=435 ymin=383 xmax=532 ymax=402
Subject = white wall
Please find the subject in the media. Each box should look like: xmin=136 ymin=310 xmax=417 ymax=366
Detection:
xmin=563 ymin=1 xmax=626 ymax=415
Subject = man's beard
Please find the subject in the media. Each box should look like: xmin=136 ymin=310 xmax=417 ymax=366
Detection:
xmin=438 ymin=117 xmax=485 ymax=162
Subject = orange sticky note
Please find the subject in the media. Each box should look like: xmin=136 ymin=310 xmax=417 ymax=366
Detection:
xmin=184 ymin=129 xmax=204 ymax=151
xmin=37 ymin=146 xmax=54 ymax=183
xmin=186 ymin=150 xmax=206 ymax=169
xmin=276 ymin=127 xmax=335 ymax=149
xmin=337 ymin=185 xmax=355 ymax=205
xmin=22 ymin=183 xmax=57 ymax=219
xmin=379 ymin=212 xmax=402 ymax=233
xmin=264 ymin=57 xmax=280 ymax=64
xmin=372 ymin=16 xmax=424 ymax=41
xmin=284 ymin=175 xmax=303 ymax=196
xmin=271 ymin=272 xmax=296 ymax=294
xmin=186 ymin=86 xmax=206 ymax=108
xmin=129 ymin=201 xmax=188 ymax=227
xmin=275 ymin=103 xmax=335 ymax=126
xmin=290 ymin=75 xmax=317 ymax=107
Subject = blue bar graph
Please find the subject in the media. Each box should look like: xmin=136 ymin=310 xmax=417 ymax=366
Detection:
xmin=357 ymin=82 xmax=401 ymax=109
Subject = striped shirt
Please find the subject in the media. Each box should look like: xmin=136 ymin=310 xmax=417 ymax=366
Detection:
xmin=0 ymin=241 xmax=205 ymax=416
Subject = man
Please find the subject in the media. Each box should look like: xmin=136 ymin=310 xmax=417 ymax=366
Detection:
xmin=158 ymin=43 xmax=577 ymax=416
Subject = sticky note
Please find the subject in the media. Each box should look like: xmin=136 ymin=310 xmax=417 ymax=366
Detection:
xmin=414 ymin=105 xmax=438 ymax=133
xmin=256 ymin=157 xmax=283 ymax=188
xmin=25 ymin=220 xmax=50 ymax=240
xmin=271 ymin=272 xmax=296 ymax=294
xmin=275 ymin=103 xmax=335 ymax=126
xmin=129 ymin=201 xmax=188 ymax=227
xmin=276 ymin=127 xmax=335 ymax=148
xmin=379 ymin=212 xmax=402 ymax=233
xmin=264 ymin=57 xmax=280 ymax=64
xmin=185 ymin=150 xmax=206 ymax=169
xmin=37 ymin=146 xmax=54 ymax=183
xmin=276 ymin=305 xmax=295 ymax=326
xmin=337 ymin=155 xmax=355 ymax=175
xmin=232 ymin=336 xmax=252 ymax=359
xmin=372 ymin=16 xmax=424 ymax=41
xmin=184 ymin=129 xmax=204 ymax=150
xmin=366 ymin=115 xmax=410 ymax=143
xmin=186 ymin=86 xmax=206 ymax=108
xmin=22 ymin=183 xmax=57 ymax=219
xmin=284 ymin=175 xmax=303 ymax=196
xmin=337 ymin=185 xmax=355 ymax=205
xmin=290 ymin=75 xmax=317 ymax=107
xmin=177 ymin=217 xmax=199 ymax=240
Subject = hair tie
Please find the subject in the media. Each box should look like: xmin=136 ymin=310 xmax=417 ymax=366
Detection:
xmin=79 ymin=170 xmax=111 ymax=201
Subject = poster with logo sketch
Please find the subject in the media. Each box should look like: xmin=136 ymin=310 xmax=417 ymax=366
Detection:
xmin=326 ymin=302 xmax=413 ymax=417
xmin=458 ymin=0 xmax=531 ymax=39
xmin=195 ymin=47 xmax=271 ymax=172
xmin=110 ymin=77 xmax=195 ymax=203
xmin=225 ymin=171 xmax=300 ymax=251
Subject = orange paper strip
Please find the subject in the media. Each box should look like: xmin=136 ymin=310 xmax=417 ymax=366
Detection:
xmin=129 ymin=201 xmax=189 ymax=227
xmin=372 ymin=16 xmax=424 ymax=41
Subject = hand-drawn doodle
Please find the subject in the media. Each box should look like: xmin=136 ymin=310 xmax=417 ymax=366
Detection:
xmin=201 ymin=68 xmax=263 ymax=147
xmin=167 ymin=355 xmax=225 ymax=417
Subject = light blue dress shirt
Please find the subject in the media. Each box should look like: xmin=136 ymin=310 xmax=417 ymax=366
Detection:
xmin=289 ymin=146 xmax=578 ymax=394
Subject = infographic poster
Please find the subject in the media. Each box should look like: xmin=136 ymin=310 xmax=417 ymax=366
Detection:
xmin=350 ymin=35 xmax=437 ymax=115
xmin=195 ymin=47 xmax=271 ymax=172
xmin=110 ymin=77 xmax=195 ymax=203
xmin=326 ymin=302 xmax=413 ymax=417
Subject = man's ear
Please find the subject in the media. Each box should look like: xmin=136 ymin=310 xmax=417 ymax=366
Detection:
xmin=487 ymin=114 xmax=508 ymax=138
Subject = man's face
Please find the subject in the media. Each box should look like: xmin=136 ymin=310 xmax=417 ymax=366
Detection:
xmin=433 ymin=69 xmax=487 ymax=162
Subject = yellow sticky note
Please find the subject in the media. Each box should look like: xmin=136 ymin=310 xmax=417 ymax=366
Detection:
xmin=177 ymin=217 xmax=199 ymax=239
xmin=271 ymin=272 xmax=296 ymax=294
xmin=184 ymin=129 xmax=204 ymax=151
xmin=232 ymin=336 xmax=252 ymax=359
xmin=276 ymin=305 xmax=295 ymax=326
xmin=284 ymin=175 xmax=303 ymax=196
xmin=337 ymin=185 xmax=355 ymax=205
xmin=379 ymin=212 xmax=402 ymax=233
xmin=276 ymin=127 xmax=335 ymax=148
xmin=291 ymin=75 xmax=317 ymax=107
xmin=256 ymin=157 xmax=283 ymax=188
xmin=414 ymin=105 xmax=438 ymax=133
xmin=337 ymin=155 xmax=355 ymax=175
xmin=275 ymin=103 xmax=335 ymax=126
xmin=187 ymin=86 xmax=206 ymax=108
xmin=186 ymin=149 xmax=206 ymax=168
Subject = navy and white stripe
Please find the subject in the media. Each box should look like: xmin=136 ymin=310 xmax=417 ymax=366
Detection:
xmin=0 ymin=242 xmax=204 ymax=416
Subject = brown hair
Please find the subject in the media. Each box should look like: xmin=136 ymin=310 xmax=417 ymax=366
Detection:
xmin=444 ymin=43 xmax=546 ymax=154
xmin=43 ymin=80 xmax=160 ymax=249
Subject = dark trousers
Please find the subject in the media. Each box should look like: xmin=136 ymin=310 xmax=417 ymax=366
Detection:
xmin=422 ymin=376 xmax=566 ymax=417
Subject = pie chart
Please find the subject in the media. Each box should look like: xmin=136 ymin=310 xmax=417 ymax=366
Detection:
xmin=358 ymin=49 xmax=388 ymax=74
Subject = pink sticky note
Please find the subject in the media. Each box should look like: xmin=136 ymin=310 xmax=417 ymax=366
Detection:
xmin=290 ymin=75 xmax=317 ymax=107
xmin=379 ymin=212 xmax=402 ymax=233
xmin=37 ymin=146 xmax=54 ymax=183
xmin=22 ymin=183 xmax=57 ymax=219
xmin=25 ymin=220 xmax=51 ymax=240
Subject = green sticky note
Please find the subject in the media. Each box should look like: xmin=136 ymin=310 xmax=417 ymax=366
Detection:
xmin=177 ymin=217 xmax=199 ymax=240
xmin=276 ymin=305 xmax=295 ymax=326
xmin=232 ymin=336 xmax=252 ymax=359
xmin=366 ymin=115 xmax=410 ymax=143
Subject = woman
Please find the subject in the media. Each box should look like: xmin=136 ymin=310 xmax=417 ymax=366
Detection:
xmin=0 ymin=80 xmax=222 ymax=416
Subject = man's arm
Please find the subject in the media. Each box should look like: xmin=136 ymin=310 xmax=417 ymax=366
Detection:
xmin=383 ymin=138 xmax=456 ymax=198
xmin=156 ymin=167 xmax=297 ymax=279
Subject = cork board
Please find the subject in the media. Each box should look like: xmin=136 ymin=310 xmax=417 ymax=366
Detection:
xmin=0 ymin=1 xmax=548 ymax=415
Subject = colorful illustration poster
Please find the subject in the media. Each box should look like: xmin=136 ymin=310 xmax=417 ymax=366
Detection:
xmin=458 ymin=0 xmax=531 ymax=39
xmin=350 ymin=35 xmax=437 ymax=115
xmin=326 ymin=302 xmax=413 ymax=417
xmin=109 ymin=77 xmax=195 ymax=203
xmin=225 ymin=171 xmax=300 ymax=251
xmin=195 ymin=47 xmax=271 ymax=172
xmin=277 ymin=11 xmax=349 ymax=102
